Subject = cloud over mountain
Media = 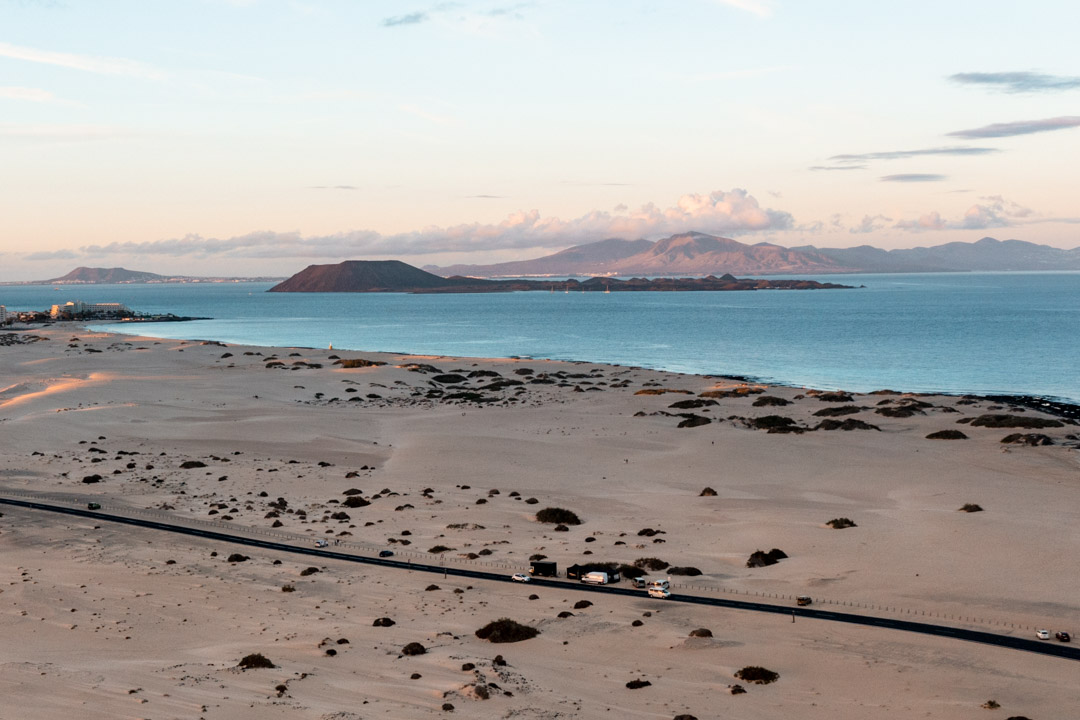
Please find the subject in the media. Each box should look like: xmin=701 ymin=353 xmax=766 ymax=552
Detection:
xmin=28 ymin=189 xmax=792 ymax=261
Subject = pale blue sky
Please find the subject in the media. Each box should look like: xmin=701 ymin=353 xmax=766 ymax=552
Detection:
xmin=1 ymin=0 xmax=1079 ymax=279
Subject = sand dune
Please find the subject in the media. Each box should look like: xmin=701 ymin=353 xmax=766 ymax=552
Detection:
xmin=1 ymin=326 xmax=1078 ymax=719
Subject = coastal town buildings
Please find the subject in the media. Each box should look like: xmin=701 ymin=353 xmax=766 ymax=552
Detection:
xmin=49 ymin=301 xmax=132 ymax=320
xmin=0 ymin=305 xmax=8 ymax=325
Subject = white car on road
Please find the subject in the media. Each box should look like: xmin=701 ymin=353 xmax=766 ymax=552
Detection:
xmin=1036 ymin=629 xmax=1050 ymax=640
xmin=511 ymin=573 xmax=531 ymax=583
xmin=314 ymin=539 xmax=329 ymax=548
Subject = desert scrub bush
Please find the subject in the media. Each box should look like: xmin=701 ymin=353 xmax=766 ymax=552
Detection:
xmin=333 ymin=357 xmax=387 ymax=368
xmin=237 ymin=653 xmax=275 ymax=669
xmin=735 ymin=666 xmax=779 ymax=684
xmin=752 ymin=415 xmax=797 ymax=430
xmin=959 ymin=503 xmax=984 ymax=513
xmin=752 ymin=395 xmax=791 ymax=407
xmin=688 ymin=628 xmax=713 ymax=638
xmin=634 ymin=557 xmax=670 ymax=571
xmin=668 ymin=566 xmax=702 ymax=576
xmin=746 ymin=548 xmax=788 ymax=567
xmin=299 ymin=566 xmax=320 ymax=576
xmin=969 ymin=414 xmax=1062 ymax=429
xmin=826 ymin=517 xmax=857 ymax=529
xmin=982 ymin=700 xmax=1000 ymax=709
xmin=699 ymin=486 xmax=718 ymax=496
xmin=281 ymin=583 xmax=296 ymax=592
xmin=535 ymin=507 xmax=582 ymax=525
xmin=625 ymin=679 xmax=652 ymax=689
xmin=926 ymin=430 xmax=968 ymax=440
xmin=475 ymin=618 xmax=540 ymax=643
xmin=400 ymin=642 xmax=426 ymax=656
xmin=428 ymin=545 xmax=454 ymax=553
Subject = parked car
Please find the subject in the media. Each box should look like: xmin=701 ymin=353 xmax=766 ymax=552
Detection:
xmin=1036 ymin=629 xmax=1050 ymax=640
xmin=511 ymin=573 xmax=531 ymax=583
xmin=1055 ymin=631 xmax=1071 ymax=642
xmin=797 ymin=596 xmax=813 ymax=606
xmin=630 ymin=577 xmax=647 ymax=589
xmin=87 ymin=502 xmax=101 ymax=510
xmin=378 ymin=550 xmax=394 ymax=558
xmin=314 ymin=539 xmax=329 ymax=548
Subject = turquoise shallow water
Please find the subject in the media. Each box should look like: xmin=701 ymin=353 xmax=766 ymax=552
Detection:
xmin=3 ymin=272 xmax=1077 ymax=402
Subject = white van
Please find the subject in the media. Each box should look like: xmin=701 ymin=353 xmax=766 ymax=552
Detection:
xmin=646 ymin=578 xmax=670 ymax=591
xmin=647 ymin=587 xmax=670 ymax=599
xmin=581 ymin=571 xmax=609 ymax=585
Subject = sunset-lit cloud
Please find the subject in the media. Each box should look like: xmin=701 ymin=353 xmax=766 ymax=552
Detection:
xmin=895 ymin=197 xmax=1036 ymax=232
xmin=22 ymin=189 xmax=792 ymax=261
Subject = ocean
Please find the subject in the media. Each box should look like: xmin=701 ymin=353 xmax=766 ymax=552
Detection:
xmin=3 ymin=272 xmax=1078 ymax=403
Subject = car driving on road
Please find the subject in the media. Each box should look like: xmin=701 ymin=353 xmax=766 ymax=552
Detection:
xmin=1036 ymin=629 xmax=1050 ymax=640
xmin=379 ymin=550 xmax=394 ymax=558
xmin=314 ymin=539 xmax=329 ymax=548
xmin=511 ymin=573 xmax=530 ymax=583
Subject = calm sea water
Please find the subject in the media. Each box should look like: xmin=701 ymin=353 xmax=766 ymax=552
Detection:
xmin=3 ymin=273 xmax=1077 ymax=402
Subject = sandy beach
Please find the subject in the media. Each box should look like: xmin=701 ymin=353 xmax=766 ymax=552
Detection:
xmin=2 ymin=325 xmax=1078 ymax=720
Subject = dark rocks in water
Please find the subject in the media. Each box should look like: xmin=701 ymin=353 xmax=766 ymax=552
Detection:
xmin=752 ymin=395 xmax=791 ymax=407
xmin=677 ymin=414 xmax=712 ymax=429
xmin=815 ymin=391 xmax=854 ymax=402
xmin=1001 ymin=433 xmax=1054 ymax=446
xmin=814 ymin=405 xmax=864 ymax=417
xmin=431 ymin=374 xmax=468 ymax=384
xmin=815 ymin=418 xmax=880 ymax=431
xmin=746 ymin=548 xmax=787 ymax=568
xmin=668 ymin=398 xmax=718 ymax=410
xmin=969 ymin=414 xmax=1063 ymax=429
xmin=926 ymin=430 xmax=968 ymax=440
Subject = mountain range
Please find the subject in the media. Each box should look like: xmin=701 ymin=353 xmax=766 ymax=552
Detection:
xmin=426 ymin=234 xmax=1080 ymax=277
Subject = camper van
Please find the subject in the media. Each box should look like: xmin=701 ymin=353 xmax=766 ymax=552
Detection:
xmin=647 ymin=587 xmax=671 ymax=599
xmin=646 ymin=578 xmax=670 ymax=591
xmin=581 ymin=571 xmax=609 ymax=585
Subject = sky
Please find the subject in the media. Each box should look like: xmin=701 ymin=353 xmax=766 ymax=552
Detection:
xmin=1 ymin=0 xmax=1079 ymax=280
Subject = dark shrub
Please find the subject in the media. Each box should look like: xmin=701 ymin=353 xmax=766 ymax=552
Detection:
xmin=927 ymin=430 xmax=968 ymax=440
xmin=826 ymin=517 xmax=857 ymax=529
xmin=334 ymin=358 xmax=386 ymax=368
xmin=475 ymin=618 xmax=540 ymax=643
xmin=668 ymin=566 xmax=702 ymax=576
xmin=428 ymin=545 xmax=453 ymax=554
xmin=180 ymin=460 xmax=207 ymax=469
xmin=816 ymin=392 xmax=853 ymax=402
xmin=746 ymin=548 xmax=787 ymax=568
xmin=401 ymin=642 xmax=426 ymax=656
xmin=735 ymin=666 xmax=779 ymax=684
xmin=325 ymin=648 xmax=337 ymax=656
xmin=227 ymin=553 xmax=249 ymax=563
xmin=674 ymin=715 xmax=700 ymax=720
xmin=634 ymin=557 xmax=670 ymax=571
xmin=81 ymin=474 xmax=102 ymax=484
xmin=752 ymin=395 xmax=790 ymax=407
xmin=752 ymin=415 xmax=796 ymax=430
xmin=626 ymin=679 xmax=651 ymax=689
xmin=815 ymin=418 xmax=880 ymax=431
xmin=699 ymin=487 xmax=718 ymax=496
xmin=814 ymin=405 xmax=864 ymax=417
xmin=535 ymin=507 xmax=582 ymax=525
xmin=299 ymin=566 xmax=319 ymax=576
xmin=525 ymin=497 xmax=539 ymax=504
xmin=557 ymin=611 xmax=574 ymax=618
xmin=237 ymin=653 xmax=275 ymax=669
xmin=677 ymin=414 xmax=712 ymax=429
xmin=342 ymin=495 xmax=370 ymax=508
xmin=632 ymin=619 xmax=643 ymax=627
xmin=970 ymin=414 xmax=1062 ymax=429
xmin=618 ymin=564 xmax=647 ymax=579
xmin=442 ymin=703 xmax=455 ymax=711
xmin=553 ymin=524 xmax=569 ymax=532
xmin=372 ymin=617 xmax=395 ymax=627
xmin=959 ymin=503 xmax=983 ymax=512
xmin=1001 ymin=433 xmax=1054 ymax=446
xmin=729 ymin=685 xmax=746 ymax=695
xmin=688 ymin=628 xmax=713 ymax=638
xmin=281 ymin=584 xmax=295 ymax=592
xmin=573 ymin=600 xmax=593 ymax=609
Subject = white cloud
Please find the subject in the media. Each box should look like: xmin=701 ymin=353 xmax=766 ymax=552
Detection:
xmin=0 ymin=86 xmax=60 ymax=102
xmin=28 ymin=189 xmax=793 ymax=261
xmin=714 ymin=0 xmax=776 ymax=18
xmin=894 ymin=196 xmax=1035 ymax=232
xmin=0 ymin=41 xmax=164 ymax=80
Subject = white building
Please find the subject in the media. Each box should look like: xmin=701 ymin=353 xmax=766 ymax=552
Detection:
xmin=0 ymin=305 xmax=8 ymax=324
xmin=49 ymin=301 xmax=132 ymax=319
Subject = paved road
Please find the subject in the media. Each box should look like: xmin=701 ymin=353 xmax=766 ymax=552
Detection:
xmin=3 ymin=496 xmax=1077 ymax=662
